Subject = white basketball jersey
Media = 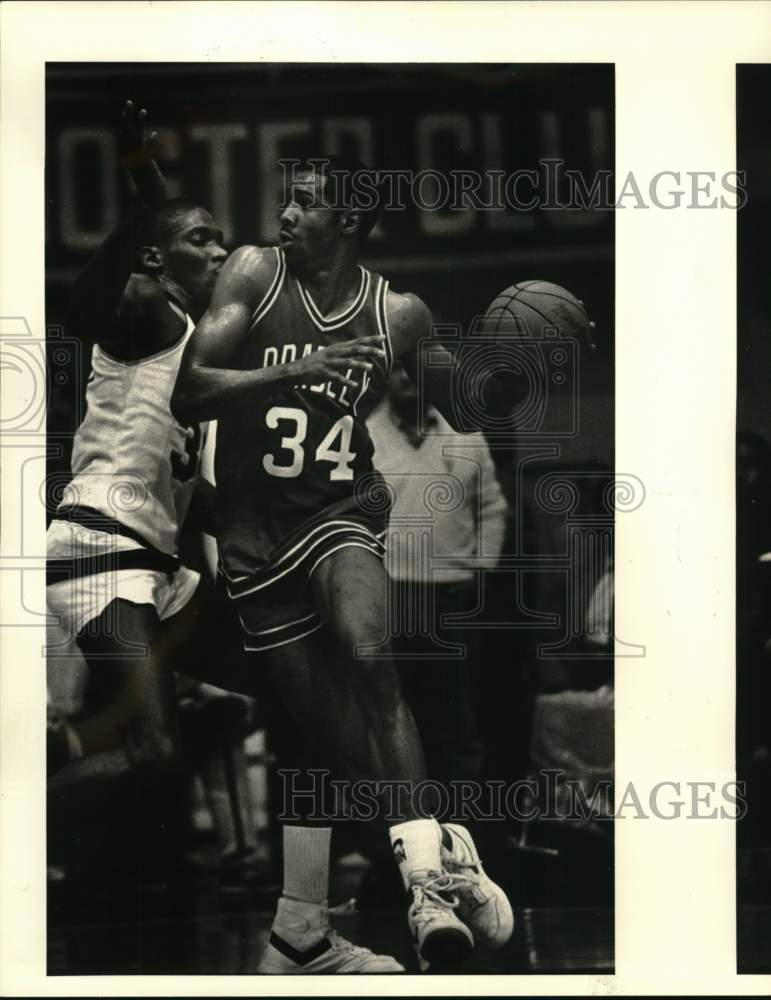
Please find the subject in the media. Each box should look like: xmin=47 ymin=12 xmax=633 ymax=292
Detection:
xmin=60 ymin=304 xmax=205 ymax=556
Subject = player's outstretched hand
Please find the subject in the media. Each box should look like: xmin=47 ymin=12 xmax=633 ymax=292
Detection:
xmin=291 ymin=334 xmax=387 ymax=389
xmin=118 ymin=99 xmax=166 ymax=208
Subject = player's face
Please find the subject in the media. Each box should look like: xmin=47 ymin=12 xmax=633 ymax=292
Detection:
xmin=278 ymin=171 xmax=341 ymax=272
xmin=159 ymin=208 xmax=228 ymax=306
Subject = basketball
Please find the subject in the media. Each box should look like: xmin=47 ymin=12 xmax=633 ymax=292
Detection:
xmin=480 ymin=281 xmax=596 ymax=350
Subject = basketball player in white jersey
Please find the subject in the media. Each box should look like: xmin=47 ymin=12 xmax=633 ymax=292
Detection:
xmin=173 ymin=158 xmax=517 ymax=973
xmin=46 ymin=101 xmax=229 ymax=773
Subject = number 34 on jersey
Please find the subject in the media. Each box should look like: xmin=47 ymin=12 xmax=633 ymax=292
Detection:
xmin=263 ymin=406 xmax=356 ymax=482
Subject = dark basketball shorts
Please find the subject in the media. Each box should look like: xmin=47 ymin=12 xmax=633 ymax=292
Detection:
xmin=219 ymin=509 xmax=387 ymax=653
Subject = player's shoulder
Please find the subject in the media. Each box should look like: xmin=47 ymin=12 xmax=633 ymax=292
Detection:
xmin=222 ymin=245 xmax=280 ymax=285
xmin=385 ymin=288 xmax=432 ymax=331
xmin=384 ymin=288 xmax=432 ymax=354
xmin=121 ymin=272 xmax=171 ymax=313
xmin=109 ymin=274 xmax=185 ymax=360
xmin=116 ymin=273 xmax=182 ymax=329
xmin=213 ymin=245 xmax=282 ymax=304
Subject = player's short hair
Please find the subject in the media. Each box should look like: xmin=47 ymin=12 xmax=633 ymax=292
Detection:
xmin=135 ymin=198 xmax=206 ymax=274
xmin=294 ymin=155 xmax=382 ymax=245
xmin=141 ymin=198 xmax=203 ymax=248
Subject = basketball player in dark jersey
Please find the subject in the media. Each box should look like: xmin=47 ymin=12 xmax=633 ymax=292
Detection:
xmin=173 ymin=158 xmax=516 ymax=973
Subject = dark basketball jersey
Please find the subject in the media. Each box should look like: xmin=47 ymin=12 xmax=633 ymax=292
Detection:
xmin=215 ymin=248 xmax=394 ymax=588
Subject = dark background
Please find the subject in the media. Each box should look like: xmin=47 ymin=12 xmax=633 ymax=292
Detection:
xmin=45 ymin=59 xmax=617 ymax=703
xmin=737 ymin=65 xmax=771 ymax=444
xmin=46 ymin=62 xmax=614 ymax=468
xmin=46 ymin=63 xmax=616 ymax=975
xmin=736 ymin=63 xmax=771 ymax=973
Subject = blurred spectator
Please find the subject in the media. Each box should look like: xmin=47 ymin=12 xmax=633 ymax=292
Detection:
xmin=176 ymin=678 xmax=279 ymax=893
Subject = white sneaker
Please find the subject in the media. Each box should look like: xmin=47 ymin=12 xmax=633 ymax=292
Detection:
xmin=407 ymin=871 xmax=474 ymax=972
xmin=439 ymin=823 xmax=514 ymax=949
xmin=258 ymin=896 xmax=404 ymax=974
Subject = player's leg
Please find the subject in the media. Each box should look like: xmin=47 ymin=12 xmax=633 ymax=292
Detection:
xmin=313 ymin=546 xmax=514 ymax=964
xmin=264 ymin=623 xmax=421 ymax=807
xmin=309 ymin=546 xmax=426 ymax=803
xmin=48 ymin=596 xmax=191 ymax=894
xmin=148 ymin=580 xmax=402 ymax=973
xmin=232 ymin=636 xmax=402 ymax=974
xmin=72 ymin=599 xmax=181 ymax=766
xmin=46 ymin=553 xmax=198 ymax=771
xmin=180 ymin=591 xmax=356 ymax=968
xmin=308 ymin=546 xmax=478 ymax=968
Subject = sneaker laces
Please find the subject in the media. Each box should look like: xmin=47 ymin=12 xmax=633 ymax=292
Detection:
xmin=411 ymin=873 xmax=465 ymax=918
xmin=326 ymin=897 xmax=358 ymax=917
xmin=444 ymin=855 xmax=482 ymax=881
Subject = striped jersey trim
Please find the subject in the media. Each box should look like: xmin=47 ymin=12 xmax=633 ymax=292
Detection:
xmin=225 ymin=521 xmax=386 ymax=598
xmin=221 ymin=518 xmax=383 ymax=583
xmin=241 ymin=610 xmax=317 ymax=638
xmin=351 ymin=274 xmax=386 ymax=417
xmin=242 ymin=621 xmax=323 ymax=653
xmin=249 ymin=247 xmax=286 ymax=330
xmin=307 ymin=539 xmax=385 ymax=581
xmin=376 ymin=276 xmax=394 ymax=373
xmin=296 ymin=266 xmax=371 ymax=331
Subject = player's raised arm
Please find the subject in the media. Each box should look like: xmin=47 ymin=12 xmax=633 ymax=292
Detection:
xmin=392 ymin=291 xmax=529 ymax=432
xmin=67 ymin=101 xmax=167 ymax=348
xmin=172 ymin=246 xmax=388 ymax=425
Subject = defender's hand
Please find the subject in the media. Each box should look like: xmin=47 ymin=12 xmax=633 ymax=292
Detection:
xmin=118 ymin=100 xmax=166 ymax=208
xmin=288 ymin=335 xmax=387 ymax=390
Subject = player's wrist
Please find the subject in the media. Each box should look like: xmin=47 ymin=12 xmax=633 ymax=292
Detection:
xmin=129 ymin=161 xmax=167 ymax=208
xmin=260 ymin=361 xmax=297 ymax=388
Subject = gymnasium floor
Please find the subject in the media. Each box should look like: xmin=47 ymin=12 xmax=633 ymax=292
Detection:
xmin=48 ymin=825 xmax=615 ymax=976
xmin=48 ymin=873 xmax=613 ymax=976
xmin=48 ymin=841 xmax=771 ymax=976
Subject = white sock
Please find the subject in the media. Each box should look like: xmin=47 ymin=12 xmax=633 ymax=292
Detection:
xmin=389 ymin=818 xmax=442 ymax=889
xmin=281 ymin=825 xmax=332 ymax=906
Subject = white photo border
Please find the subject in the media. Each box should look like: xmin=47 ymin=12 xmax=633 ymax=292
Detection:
xmin=2 ymin=1 xmax=771 ymax=995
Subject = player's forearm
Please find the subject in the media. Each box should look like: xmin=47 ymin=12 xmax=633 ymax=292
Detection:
xmin=187 ymin=478 xmax=220 ymax=537
xmin=67 ymin=203 xmax=153 ymax=342
xmin=127 ymin=158 xmax=167 ymax=211
xmin=171 ymin=361 xmax=297 ymax=425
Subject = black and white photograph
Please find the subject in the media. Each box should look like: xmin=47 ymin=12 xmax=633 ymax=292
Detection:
xmin=2 ymin=2 xmax=771 ymax=996
xmin=44 ymin=60 xmax=614 ymax=977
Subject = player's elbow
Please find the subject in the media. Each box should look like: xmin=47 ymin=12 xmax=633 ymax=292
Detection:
xmin=170 ymin=369 xmax=197 ymax=426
